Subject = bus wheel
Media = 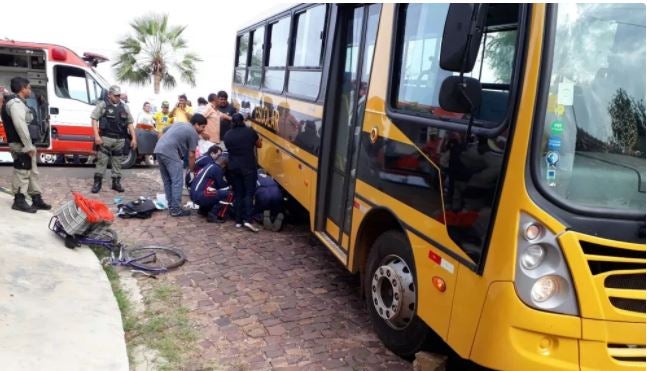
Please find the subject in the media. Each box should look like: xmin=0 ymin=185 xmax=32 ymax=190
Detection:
xmin=364 ymin=230 xmax=428 ymax=358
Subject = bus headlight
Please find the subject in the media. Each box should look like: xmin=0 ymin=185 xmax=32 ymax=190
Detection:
xmin=521 ymin=245 xmax=545 ymax=270
xmin=531 ymin=275 xmax=560 ymax=302
xmin=515 ymin=213 xmax=579 ymax=315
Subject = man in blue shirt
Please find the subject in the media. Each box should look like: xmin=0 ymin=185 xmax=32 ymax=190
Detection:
xmin=254 ymin=170 xmax=284 ymax=231
xmin=154 ymin=114 xmax=207 ymax=216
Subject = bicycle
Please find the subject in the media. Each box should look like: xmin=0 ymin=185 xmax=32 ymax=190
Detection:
xmin=49 ymin=192 xmax=186 ymax=275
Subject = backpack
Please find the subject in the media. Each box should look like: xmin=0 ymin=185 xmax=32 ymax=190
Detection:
xmin=2 ymin=93 xmax=42 ymax=143
xmin=117 ymin=199 xmax=157 ymax=219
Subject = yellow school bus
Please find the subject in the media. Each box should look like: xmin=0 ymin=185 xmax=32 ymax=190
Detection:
xmin=231 ymin=3 xmax=645 ymax=369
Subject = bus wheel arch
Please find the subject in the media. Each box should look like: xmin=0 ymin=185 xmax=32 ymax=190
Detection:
xmin=354 ymin=208 xmax=404 ymax=279
xmin=362 ymin=226 xmax=430 ymax=358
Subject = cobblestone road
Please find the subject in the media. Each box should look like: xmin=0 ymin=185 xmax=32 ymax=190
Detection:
xmin=1 ymin=165 xmax=412 ymax=370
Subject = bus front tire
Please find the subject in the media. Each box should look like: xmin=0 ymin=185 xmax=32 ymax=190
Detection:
xmin=364 ymin=230 xmax=429 ymax=359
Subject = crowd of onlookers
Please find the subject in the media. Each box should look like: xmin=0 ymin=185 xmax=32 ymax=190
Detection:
xmin=1 ymin=77 xmax=284 ymax=232
xmin=148 ymin=90 xmax=284 ymax=232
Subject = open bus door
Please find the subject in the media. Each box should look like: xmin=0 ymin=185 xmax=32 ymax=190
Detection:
xmin=316 ymin=4 xmax=382 ymax=256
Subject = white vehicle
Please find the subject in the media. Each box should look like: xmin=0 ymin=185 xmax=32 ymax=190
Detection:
xmin=0 ymin=40 xmax=157 ymax=167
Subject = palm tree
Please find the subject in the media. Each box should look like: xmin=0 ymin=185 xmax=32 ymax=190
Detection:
xmin=113 ymin=14 xmax=201 ymax=94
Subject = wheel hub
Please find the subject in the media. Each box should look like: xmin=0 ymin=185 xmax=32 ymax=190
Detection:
xmin=371 ymin=255 xmax=416 ymax=329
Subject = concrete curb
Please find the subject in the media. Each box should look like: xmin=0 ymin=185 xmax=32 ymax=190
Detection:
xmin=0 ymin=192 xmax=128 ymax=370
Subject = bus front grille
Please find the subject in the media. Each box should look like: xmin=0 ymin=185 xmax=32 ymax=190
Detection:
xmin=605 ymin=274 xmax=646 ymax=290
xmin=608 ymin=344 xmax=647 ymax=363
xmin=580 ymin=241 xmax=646 ymax=314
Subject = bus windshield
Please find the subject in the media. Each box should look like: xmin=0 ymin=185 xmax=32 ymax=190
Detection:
xmin=537 ymin=3 xmax=646 ymax=214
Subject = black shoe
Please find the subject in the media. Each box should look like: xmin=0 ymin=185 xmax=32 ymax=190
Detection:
xmin=91 ymin=175 xmax=102 ymax=193
xmin=207 ymin=214 xmax=226 ymax=223
xmin=197 ymin=207 xmax=209 ymax=217
xmin=31 ymin=194 xmax=52 ymax=210
xmin=111 ymin=177 xmax=125 ymax=193
xmin=170 ymin=208 xmax=191 ymax=217
xmin=12 ymin=193 xmax=37 ymax=213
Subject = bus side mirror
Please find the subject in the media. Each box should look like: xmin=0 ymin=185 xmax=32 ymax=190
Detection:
xmin=439 ymin=76 xmax=482 ymax=114
xmin=440 ymin=4 xmax=488 ymax=72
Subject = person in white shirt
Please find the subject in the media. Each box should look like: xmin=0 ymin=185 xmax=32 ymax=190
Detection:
xmin=136 ymin=102 xmax=155 ymax=127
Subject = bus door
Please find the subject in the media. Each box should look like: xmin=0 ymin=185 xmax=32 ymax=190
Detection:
xmin=317 ymin=4 xmax=381 ymax=252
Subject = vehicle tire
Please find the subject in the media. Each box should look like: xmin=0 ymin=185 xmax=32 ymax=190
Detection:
xmin=364 ymin=230 xmax=429 ymax=359
xmin=120 ymin=149 xmax=137 ymax=169
xmin=39 ymin=153 xmax=58 ymax=164
xmin=127 ymin=245 xmax=186 ymax=272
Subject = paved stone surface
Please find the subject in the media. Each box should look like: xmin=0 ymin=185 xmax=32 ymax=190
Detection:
xmin=0 ymin=165 xmax=411 ymax=370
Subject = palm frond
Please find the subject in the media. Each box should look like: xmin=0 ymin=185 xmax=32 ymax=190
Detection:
xmin=161 ymin=73 xmax=177 ymax=89
xmin=113 ymin=13 xmax=199 ymax=94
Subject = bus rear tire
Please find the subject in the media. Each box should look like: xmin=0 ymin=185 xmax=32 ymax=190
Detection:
xmin=364 ymin=230 xmax=429 ymax=359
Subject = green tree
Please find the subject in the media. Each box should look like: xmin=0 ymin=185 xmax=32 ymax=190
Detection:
xmin=608 ymin=88 xmax=645 ymax=155
xmin=485 ymin=31 xmax=516 ymax=83
xmin=113 ymin=14 xmax=201 ymax=94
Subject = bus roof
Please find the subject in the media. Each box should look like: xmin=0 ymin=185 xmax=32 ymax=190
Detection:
xmin=236 ymin=2 xmax=304 ymax=32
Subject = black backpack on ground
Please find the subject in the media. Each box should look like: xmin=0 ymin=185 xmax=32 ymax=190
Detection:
xmin=117 ymin=199 xmax=157 ymax=219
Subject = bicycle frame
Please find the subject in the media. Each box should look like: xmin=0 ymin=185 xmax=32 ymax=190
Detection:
xmin=48 ymin=216 xmax=168 ymax=274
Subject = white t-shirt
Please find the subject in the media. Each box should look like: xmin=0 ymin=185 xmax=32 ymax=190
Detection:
xmin=136 ymin=111 xmax=155 ymax=125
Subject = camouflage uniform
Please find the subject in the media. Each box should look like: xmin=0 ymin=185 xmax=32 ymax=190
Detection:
xmin=90 ymin=100 xmax=133 ymax=178
xmin=90 ymin=85 xmax=135 ymax=193
xmin=5 ymin=97 xmax=42 ymax=196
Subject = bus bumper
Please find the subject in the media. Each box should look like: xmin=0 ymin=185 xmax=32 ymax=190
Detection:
xmin=469 ymin=281 xmax=646 ymax=370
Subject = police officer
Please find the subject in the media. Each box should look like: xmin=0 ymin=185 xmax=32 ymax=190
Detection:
xmin=90 ymin=85 xmax=136 ymax=193
xmin=0 ymin=77 xmax=51 ymax=213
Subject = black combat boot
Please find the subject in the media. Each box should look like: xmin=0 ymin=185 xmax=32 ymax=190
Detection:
xmin=91 ymin=175 xmax=102 ymax=193
xmin=112 ymin=177 xmax=125 ymax=192
xmin=31 ymin=194 xmax=52 ymax=210
xmin=12 ymin=193 xmax=37 ymax=213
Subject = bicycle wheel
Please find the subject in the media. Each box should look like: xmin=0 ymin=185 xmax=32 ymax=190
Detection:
xmin=126 ymin=245 xmax=186 ymax=272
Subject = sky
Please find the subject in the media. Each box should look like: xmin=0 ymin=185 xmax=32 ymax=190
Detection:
xmin=2 ymin=0 xmax=294 ymax=111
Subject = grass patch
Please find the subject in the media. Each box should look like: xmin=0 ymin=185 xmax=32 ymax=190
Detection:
xmin=142 ymin=284 xmax=198 ymax=369
xmin=90 ymin=246 xmax=198 ymax=370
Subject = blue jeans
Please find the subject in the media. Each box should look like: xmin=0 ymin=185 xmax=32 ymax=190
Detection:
xmin=157 ymin=154 xmax=184 ymax=211
xmin=229 ymin=168 xmax=257 ymax=224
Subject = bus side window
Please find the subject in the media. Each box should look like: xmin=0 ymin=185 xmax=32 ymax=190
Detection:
xmin=287 ymin=5 xmax=326 ymax=100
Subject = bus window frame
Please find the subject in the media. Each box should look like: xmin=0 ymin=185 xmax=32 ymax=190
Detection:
xmin=385 ymin=3 xmax=526 ymax=139
xmin=232 ymin=4 xmax=329 ymax=104
xmin=246 ymin=25 xmax=266 ymax=88
xmin=262 ymin=15 xmax=293 ymax=94
xmin=527 ymin=5 xmax=647 ymax=239
xmin=285 ymin=3 xmax=329 ymax=103
xmin=234 ymin=33 xmax=251 ymax=85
